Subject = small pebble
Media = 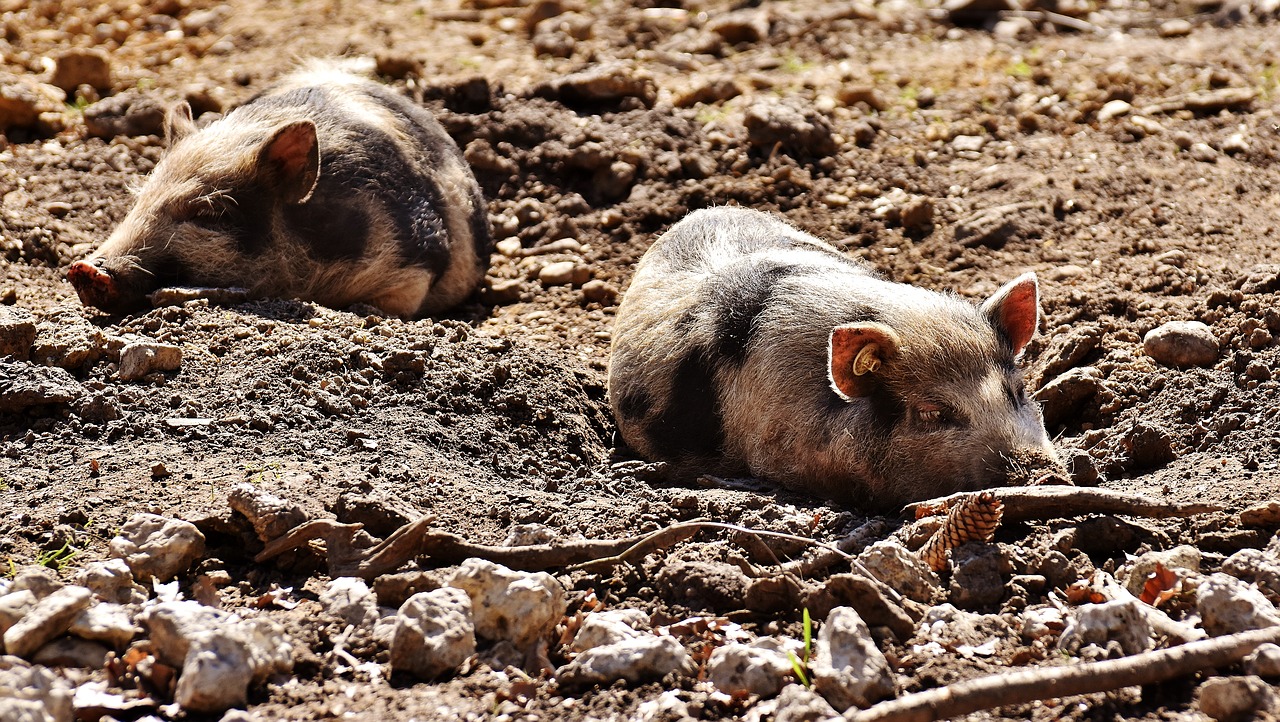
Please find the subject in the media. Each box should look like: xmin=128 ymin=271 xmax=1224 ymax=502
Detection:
xmin=1143 ymin=321 xmax=1218 ymax=367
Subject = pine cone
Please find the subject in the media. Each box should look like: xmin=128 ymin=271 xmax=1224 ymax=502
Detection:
xmin=917 ymin=491 xmax=1005 ymax=572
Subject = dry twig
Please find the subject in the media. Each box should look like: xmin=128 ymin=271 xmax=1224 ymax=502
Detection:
xmin=917 ymin=491 xmax=1003 ymax=572
xmin=846 ymin=626 xmax=1280 ymax=722
xmin=903 ymin=486 xmax=1220 ymax=524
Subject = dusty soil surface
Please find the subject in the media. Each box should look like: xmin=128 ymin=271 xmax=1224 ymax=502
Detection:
xmin=3 ymin=0 xmax=1280 ymax=719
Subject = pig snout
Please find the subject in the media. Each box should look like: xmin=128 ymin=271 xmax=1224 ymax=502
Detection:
xmin=66 ymin=256 xmax=152 ymax=314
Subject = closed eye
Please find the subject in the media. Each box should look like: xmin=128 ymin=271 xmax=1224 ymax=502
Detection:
xmin=914 ymin=401 xmax=960 ymax=428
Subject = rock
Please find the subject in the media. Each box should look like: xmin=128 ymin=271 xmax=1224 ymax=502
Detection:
xmin=538 ymin=261 xmax=590 ymax=287
xmin=949 ymin=544 xmax=1007 ymax=611
xmin=654 ymin=560 xmax=750 ymax=611
xmin=1035 ymin=366 xmax=1103 ymax=427
xmin=557 ymin=633 xmax=690 ymax=686
xmin=321 ymin=577 xmax=379 ymax=629
xmin=483 ymin=277 xmax=528 ymax=305
xmin=83 ymin=90 xmax=167 ymax=138
xmin=803 ymin=574 xmax=916 ymax=641
xmin=1241 ymin=502 xmax=1280 ymax=527
xmin=138 ymin=601 xmax=235 ymax=667
xmin=1189 ymin=142 xmax=1219 ymax=163
xmin=951 ymin=134 xmax=985 ymax=153
xmin=447 ymin=558 xmax=566 ymax=648
xmin=1221 ymin=132 xmax=1249 ymax=154
xmin=899 ymin=197 xmax=934 ymax=232
xmin=1097 ymin=99 xmax=1133 ymax=121
xmin=581 ymin=279 xmax=618 ymax=304
xmin=495 ymin=239 xmax=523 ymax=257
xmin=30 ymin=314 xmax=107 ymax=370
xmin=1158 ymin=18 xmax=1193 ymax=37
xmin=1057 ymin=598 xmax=1155 ymax=655
xmin=744 ymin=97 xmax=837 ymax=157
xmin=68 ymin=602 xmax=139 ymax=649
xmin=858 ymin=540 xmax=943 ymax=604
xmin=176 ymin=630 xmax=252 ymax=714
xmin=0 ymin=363 xmax=85 ymax=413
xmin=0 ymin=590 xmax=37 ymax=640
xmin=1245 ymin=643 xmax=1280 ymax=677
xmin=31 ymin=637 xmax=110 ymax=668
xmin=49 ymin=49 xmax=111 ymax=92
xmin=0 ymin=74 xmax=66 ymax=131
xmin=73 ymin=558 xmax=147 ymax=604
xmin=0 ymin=306 xmax=36 ymax=359
xmin=1143 ymin=321 xmax=1218 ymax=367
xmin=3 ymin=585 xmax=94 ymax=659
xmin=770 ymin=682 xmax=842 ymax=722
xmin=390 ymin=587 xmax=477 ymax=679
xmin=109 ymin=513 xmax=206 ymax=582
xmin=1120 ymin=420 xmax=1176 ymax=470
xmin=531 ymin=62 xmax=656 ymax=108
xmin=1198 ymin=676 xmax=1278 ymax=721
xmin=572 ymin=609 xmax=649 ymax=651
xmin=9 ymin=567 xmax=63 ymax=598
xmin=1196 ymin=573 xmax=1280 ymax=635
xmin=673 ymin=76 xmax=742 ymax=107
xmin=1021 ymin=605 xmax=1067 ymax=641
xmin=837 ymin=85 xmax=887 ymax=111
xmin=0 ymin=655 xmax=73 ymax=722
xmin=117 ymin=341 xmax=183 ymax=381
xmin=811 ymin=607 xmax=894 ymax=711
xmin=708 ymin=641 xmax=795 ymax=697
xmin=1223 ymin=549 xmax=1280 ymax=602
xmin=706 ymin=9 xmax=770 ymax=44
xmin=1121 ymin=545 xmax=1201 ymax=598
xmin=227 ymin=483 xmax=308 ymax=543
xmin=953 ymin=202 xmax=1035 ymax=249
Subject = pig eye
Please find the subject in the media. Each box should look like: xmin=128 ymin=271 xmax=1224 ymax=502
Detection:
xmin=913 ymin=402 xmax=956 ymax=428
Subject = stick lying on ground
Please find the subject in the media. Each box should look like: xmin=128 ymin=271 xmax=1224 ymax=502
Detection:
xmin=846 ymin=625 xmax=1280 ymax=722
xmin=904 ymin=486 xmax=1222 ymax=523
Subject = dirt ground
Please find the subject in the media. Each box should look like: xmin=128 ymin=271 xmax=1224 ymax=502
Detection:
xmin=3 ymin=0 xmax=1280 ymax=719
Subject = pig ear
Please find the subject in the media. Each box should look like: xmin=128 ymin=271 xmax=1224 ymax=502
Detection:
xmin=260 ymin=121 xmax=320 ymax=204
xmin=164 ymin=102 xmax=196 ymax=145
xmin=829 ymin=322 xmax=901 ymax=400
xmin=981 ymin=272 xmax=1040 ymax=356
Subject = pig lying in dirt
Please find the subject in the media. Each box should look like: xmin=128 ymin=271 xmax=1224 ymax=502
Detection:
xmin=67 ymin=64 xmax=491 ymax=318
xmin=609 ymin=207 xmax=1063 ymax=511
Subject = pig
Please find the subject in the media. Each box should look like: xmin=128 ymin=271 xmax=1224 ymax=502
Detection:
xmin=608 ymin=207 xmax=1062 ymax=511
xmin=67 ymin=63 xmax=491 ymax=318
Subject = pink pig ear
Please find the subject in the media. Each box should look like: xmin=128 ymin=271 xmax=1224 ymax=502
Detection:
xmin=260 ymin=121 xmax=319 ymax=204
xmin=829 ymin=322 xmax=901 ymax=401
xmin=981 ymin=272 xmax=1040 ymax=356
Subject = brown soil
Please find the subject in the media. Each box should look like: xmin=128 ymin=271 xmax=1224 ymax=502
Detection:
xmin=2 ymin=0 xmax=1279 ymax=719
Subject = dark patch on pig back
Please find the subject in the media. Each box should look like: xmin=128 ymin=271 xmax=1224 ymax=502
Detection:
xmin=705 ymin=261 xmax=800 ymax=363
xmin=282 ymin=188 xmax=371 ymax=261
xmin=616 ymin=385 xmax=653 ymax=424
xmin=643 ymin=344 xmax=725 ymax=466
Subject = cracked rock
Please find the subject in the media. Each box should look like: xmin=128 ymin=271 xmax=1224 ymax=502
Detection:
xmin=557 ymin=633 xmax=691 ymax=686
xmin=708 ymin=640 xmax=796 ymax=697
xmin=447 ymin=558 xmax=566 ymax=648
xmin=390 ymin=587 xmax=477 ymax=680
xmin=117 ymin=341 xmax=183 ymax=381
xmin=108 ymin=513 xmax=206 ymax=583
xmin=2 ymin=586 xmax=94 ymax=659
xmin=572 ymin=609 xmax=649 ymax=652
xmin=811 ymin=606 xmax=894 ymax=711
xmin=1058 ymin=598 xmax=1155 ymax=655
xmin=321 ymin=577 xmax=379 ymax=630
xmin=1196 ymin=573 xmax=1280 ymax=636
xmin=74 ymin=558 xmax=147 ymax=605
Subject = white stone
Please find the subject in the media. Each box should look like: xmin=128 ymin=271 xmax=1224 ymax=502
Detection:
xmin=74 ymin=558 xmax=147 ymax=604
xmin=708 ymin=641 xmax=795 ymax=697
xmin=31 ymin=637 xmax=110 ymax=668
xmin=1197 ymin=573 xmax=1280 ymax=636
xmin=1122 ymin=545 xmax=1201 ymax=598
xmin=1021 ymin=605 xmax=1066 ymax=641
xmin=1198 ymin=676 xmax=1278 ymax=719
xmin=68 ymin=602 xmax=139 ymax=649
xmin=3 ymin=585 xmax=94 ymax=659
xmin=572 ymin=609 xmax=649 ymax=651
xmin=1144 ymin=321 xmax=1218 ymax=368
xmin=176 ymin=631 xmax=252 ymax=714
xmin=117 ymin=341 xmax=182 ymax=381
xmin=1221 ymin=133 xmax=1249 ymax=154
xmin=0 ymin=590 xmax=38 ymax=640
xmin=9 ymin=567 xmax=62 ymax=598
xmin=811 ymin=607 xmax=894 ymax=711
xmin=108 ymin=513 xmax=206 ymax=583
xmin=390 ymin=587 xmax=477 ymax=680
xmin=138 ymin=601 xmax=236 ymax=667
xmin=1058 ymin=598 xmax=1155 ymax=655
xmin=447 ymin=558 xmax=566 ymax=648
xmin=557 ymin=634 xmax=690 ymax=686
xmin=858 ymin=540 xmax=943 ymax=604
xmin=1245 ymin=643 xmax=1280 ymax=677
xmin=320 ymin=577 xmax=378 ymax=629
xmin=0 ymin=655 xmax=73 ymax=722
xmin=1097 ymin=100 xmax=1133 ymax=122
xmin=751 ymin=683 xmax=842 ymax=722
xmin=951 ymin=135 xmax=985 ymax=152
